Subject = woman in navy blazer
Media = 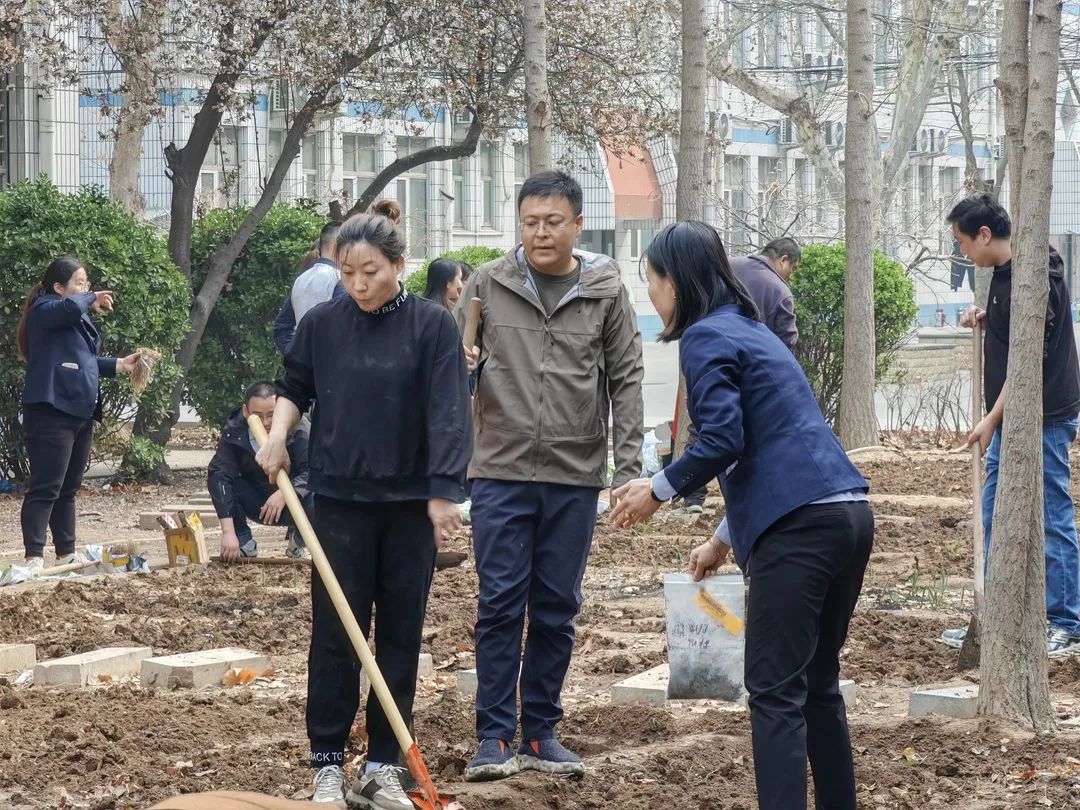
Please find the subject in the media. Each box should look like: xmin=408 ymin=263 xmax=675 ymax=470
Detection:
xmin=16 ymin=257 xmax=140 ymax=568
xmin=612 ymin=222 xmax=873 ymax=810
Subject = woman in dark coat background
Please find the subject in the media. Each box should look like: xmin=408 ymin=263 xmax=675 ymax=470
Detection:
xmin=611 ymin=222 xmax=873 ymax=810
xmin=16 ymin=257 xmax=141 ymax=569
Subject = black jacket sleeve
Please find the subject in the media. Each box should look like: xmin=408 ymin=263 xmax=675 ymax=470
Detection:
xmin=277 ymin=310 xmax=317 ymax=414
xmin=274 ymin=295 xmax=296 ymax=356
xmin=207 ymin=437 xmax=241 ymax=518
xmin=287 ymin=423 xmax=311 ymax=501
xmin=426 ymin=310 xmax=473 ymax=501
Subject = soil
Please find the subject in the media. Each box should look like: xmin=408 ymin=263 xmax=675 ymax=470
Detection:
xmin=1 ymin=448 xmax=1080 ymax=808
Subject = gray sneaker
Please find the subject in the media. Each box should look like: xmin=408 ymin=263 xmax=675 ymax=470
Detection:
xmin=238 ymin=536 xmax=258 ymax=558
xmin=285 ymin=528 xmax=310 ymax=560
xmin=345 ymin=765 xmax=413 ymax=810
xmin=1047 ymin=628 xmax=1080 ymax=658
xmin=940 ymin=627 xmax=967 ymax=649
xmin=312 ymin=764 xmax=344 ymax=804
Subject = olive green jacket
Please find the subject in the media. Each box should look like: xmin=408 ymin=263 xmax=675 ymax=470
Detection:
xmin=454 ymin=246 xmax=645 ymax=489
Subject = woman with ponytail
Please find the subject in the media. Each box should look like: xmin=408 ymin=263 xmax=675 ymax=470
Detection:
xmin=256 ymin=200 xmax=472 ymax=808
xmin=17 ymin=258 xmax=141 ymax=569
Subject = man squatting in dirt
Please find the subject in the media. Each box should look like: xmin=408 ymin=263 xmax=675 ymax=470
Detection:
xmin=455 ymin=170 xmax=646 ymax=780
xmin=258 ymin=199 xmax=472 ymax=809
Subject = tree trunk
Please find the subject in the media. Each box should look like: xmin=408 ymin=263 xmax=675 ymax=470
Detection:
xmin=836 ymin=0 xmax=878 ymax=449
xmin=523 ymin=0 xmax=552 ymax=173
xmin=107 ymin=63 xmax=155 ymax=215
xmin=675 ymin=0 xmax=706 ymax=221
xmin=977 ymin=0 xmax=1058 ymax=731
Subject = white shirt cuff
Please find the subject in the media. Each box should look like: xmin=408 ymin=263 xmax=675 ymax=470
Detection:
xmin=713 ymin=517 xmax=731 ymax=545
xmin=650 ymin=470 xmax=677 ymax=501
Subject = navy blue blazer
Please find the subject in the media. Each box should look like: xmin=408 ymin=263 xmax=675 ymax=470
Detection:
xmin=663 ymin=304 xmax=867 ymax=568
xmin=22 ymin=292 xmax=117 ymax=421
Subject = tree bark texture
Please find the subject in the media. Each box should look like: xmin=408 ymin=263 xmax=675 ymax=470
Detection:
xmin=523 ymin=0 xmax=552 ymax=173
xmin=675 ymin=0 xmax=707 ymax=221
xmin=978 ymin=0 xmax=1059 ymax=731
xmin=837 ymin=0 xmax=878 ymax=449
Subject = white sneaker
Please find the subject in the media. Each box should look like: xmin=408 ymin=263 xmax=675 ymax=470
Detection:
xmin=23 ymin=557 xmax=44 ymax=572
xmin=346 ymin=765 xmax=413 ymax=809
xmin=54 ymin=551 xmax=86 ymax=567
xmin=312 ymin=764 xmax=344 ymax=804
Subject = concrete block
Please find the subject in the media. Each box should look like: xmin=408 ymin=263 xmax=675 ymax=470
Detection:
xmin=187 ymin=495 xmax=214 ymax=506
xmin=0 ymin=644 xmax=36 ymax=673
xmin=909 ymin=683 xmax=979 ymax=718
xmin=139 ymin=510 xmax=219 ymax=530
xmin=34 ymin=646 xmax=152 ymax=688
xmin=141 ymin=648 xmax=270 ymax=689
xmin=612 ymin=664 xmax=670 ymax=708
xmin=840 ymin=679 xmax=857 ymax=708
xmin=1060 ymin=717 xmax=1080 ymax=731
xmin=457 ymin=668 xmax=477 ymax=698
xmin=417 ymin=653 xmax=434 ymax=680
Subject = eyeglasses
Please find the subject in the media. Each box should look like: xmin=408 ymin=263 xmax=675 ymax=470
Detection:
xmin=519 ymin=220 xmax=572 ymax=235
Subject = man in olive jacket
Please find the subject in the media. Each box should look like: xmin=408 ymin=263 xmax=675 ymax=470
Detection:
xmin=456 ymin=171 xmax=644 ymax=781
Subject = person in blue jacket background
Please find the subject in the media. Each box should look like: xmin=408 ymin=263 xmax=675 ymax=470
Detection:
xmin=16 ymin=257 xmax=141 ymax=569
xmin=611 ymin=222 xmax=873 ymax=810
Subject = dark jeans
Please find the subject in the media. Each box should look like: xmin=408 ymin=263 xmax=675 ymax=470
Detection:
xmin=21 ymin=403 xmax=94 ymax=558
xmin=745 ymin=501 xmax=874 ymax=810
xmin=230 ymin=476 xmax=311 ymax=540
xmin=307 ymin=495 xmax=435 ymax=767
xmin=470 ymin=479 xmax=598 ymax=742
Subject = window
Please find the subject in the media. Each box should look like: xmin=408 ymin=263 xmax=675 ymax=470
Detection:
xmin=513 ymin=143 xmax=528 ymax=231
xmin=453 ymin=159 xmax=466 ymax=228
xmin=580 ymin=229 xmax=614 ymax=257
xmin=342 ymin=133 xmax=377 ymax=202
xmin=302 ymin=135 xmax=317 ymax=198
xmin=199 ymin=137 xmax=221 ymax=208
xmin=395 ymin=137 xmax=433 ymax=258
xmin=794 ymin=158 xmax=808 ymax=213
xmin=724 ymin=156 xmax=751 ymax=251
xmin=481 ymin=142 xmax=498 ymax=228
xmin=630 ymin=227 xmax=657 ymax=259
xmin=901 ymin=167 xmax=913 ymax=233
xmin=267 ymin=129 xmax=284 ymax=179
xmin=918 ymin=165 xmax=933 ymax=228
xmin=757 ymin=156 xmax=780 ymax=228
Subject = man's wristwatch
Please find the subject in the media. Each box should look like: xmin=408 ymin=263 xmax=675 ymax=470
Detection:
xmin=649 ymin=487 xmax=664 ymax=504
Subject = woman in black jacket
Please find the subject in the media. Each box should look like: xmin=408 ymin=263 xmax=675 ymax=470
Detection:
xmin=257 ymin=200 xmax=472 ymax=809
xmin=16 ymin=257 xmax=140 ymax=569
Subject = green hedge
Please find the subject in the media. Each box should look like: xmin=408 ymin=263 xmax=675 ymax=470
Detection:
xmin=185 ymin=203 xmax=325 ymax=429
xmin=789 ymin=242 xmax=917 ymax=425
xmin=0 ymin=179 xmax=189 ymax=482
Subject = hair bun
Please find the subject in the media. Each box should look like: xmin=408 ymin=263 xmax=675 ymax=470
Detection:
xmin=370 ymin=198 xmax=402 ymax=224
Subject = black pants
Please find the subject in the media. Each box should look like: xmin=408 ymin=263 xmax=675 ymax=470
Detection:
xmin=307 ymin=495 xmax=436 ymax=768
xmin=20 ymin=403 xmax=95 ymax=558
xmin=745 ymin=501 xmax=873 ymax=810
xmin=229 ymin=476 xmax=312 ymax=540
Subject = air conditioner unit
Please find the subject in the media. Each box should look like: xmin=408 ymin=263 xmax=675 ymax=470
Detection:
xmin=833 ymin=122 xmax=845 ymax=147
xmin=715 ymin=112 xmax=731 ymax=139
xmin=918 ymin=128 xmax=931 ymax=154
xmin=937 ymin=129 xmax=948 ymax=154
xmin=778 ymin=117 xmax=795 ymax=145
xmin=271 ymin=78 xmax=288 ymax=112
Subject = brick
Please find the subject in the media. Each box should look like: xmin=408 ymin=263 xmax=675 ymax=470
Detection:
xmin=909 ymin=684 xmax=979 ymax=718
xmin=612 ymin=664 xmax=670 ymax=708
xmin=457 ymin=668 xmax=478 ymax=698
xmin=0 ymin=644 xmax=36 ymax=673
xmin=417 ymin=653 xmax=434 ymax=680
xmin=840 ymin=679 xmax=857 ymax=708
xmin=141 ymin=648 xmax=270 ymax=689
xmin=34 ymin=646 xmax=152 ymax=688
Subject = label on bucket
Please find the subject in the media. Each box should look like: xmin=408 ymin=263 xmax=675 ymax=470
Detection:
xmin=664 ymin=572 xmax=746 ymax=702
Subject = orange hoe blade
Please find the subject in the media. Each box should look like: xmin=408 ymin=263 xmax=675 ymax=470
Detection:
xmin=247 ymin=416 xmax=466 ymax=810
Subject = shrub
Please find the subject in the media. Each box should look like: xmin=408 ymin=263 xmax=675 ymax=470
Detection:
xmin=789 ymin=243 xmax=917 ymax=425
xmin=185 ymin=203 xmax=324 ymax=428
xmin=404 ymin=246 xmax=506 ymax=297
xmin=0 ymin=179 xmax=189 ymax=482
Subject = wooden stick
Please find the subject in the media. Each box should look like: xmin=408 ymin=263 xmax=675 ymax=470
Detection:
xmin=462 ymin=297 xmax=482 ymax=349
xmin=211 ymin=555 xmax=310 ymax=567
xmin=33 ymin=559 xmax=99 ymax=577
xmin=247 ymin=416 xmax=445 ymax=808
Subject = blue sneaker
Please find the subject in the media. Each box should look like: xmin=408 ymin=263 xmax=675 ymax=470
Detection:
xmin=518 ymin=738 xmax=585 ymax=777
xmin=464 ymin=739 xmax=519 ymax=782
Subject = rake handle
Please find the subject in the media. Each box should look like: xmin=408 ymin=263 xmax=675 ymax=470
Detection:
xmin=972 ymin=324 xmax=985 ymax=608
xmin=247 ymin=415 xmax=441 ymax=806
